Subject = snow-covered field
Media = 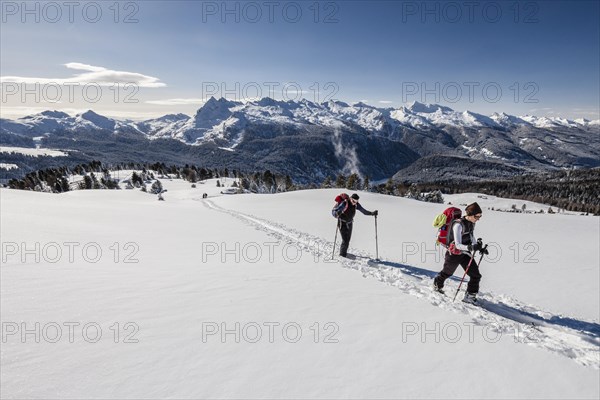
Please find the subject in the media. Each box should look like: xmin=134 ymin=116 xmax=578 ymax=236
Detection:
xmin=445 ymin=192 xmax=573 ymax=214
xmin=0 ymin=146 xmax=68 ymax=157
xmin=1 ymin=178 xmax=598 ymax=399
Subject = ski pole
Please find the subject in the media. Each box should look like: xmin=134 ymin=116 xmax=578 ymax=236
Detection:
xmin=374 ymin=215 xmax=379 ymax=261
xmin=452 ymin=247 xmax=486 ymax=302
xmin=332 ymin=218 xmax=340 ymax=260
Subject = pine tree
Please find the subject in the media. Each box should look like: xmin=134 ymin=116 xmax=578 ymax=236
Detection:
xmin=151 ymin=180 xmax=163 ymax=194
xmin=363 ymin=176 xmax=370 ymax=191
xmin=60 ymin=177 xmax=70 ymax=192
xmin=385 ymin=178 xmax=395 ymax=195
xmin=335 ymin=174 xmax=346 ymax=188
xmin=263 ymin=170 xmax=275 ymax=193
xmin=285 ymin=175 xmax=294 ymax=191
xmin=186 ymin=169 xmax=197 ymax=183
xmin=346 ymin=174 xmax=357 ymax=190
xmin=83 ymin=175 xmax=93 ymax=190
xmin=346 ymin=173 xmax=362 ymax=190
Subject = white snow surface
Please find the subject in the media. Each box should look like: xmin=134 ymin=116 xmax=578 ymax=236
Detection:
xmin=0 ymin=146 xmax=68 ymax=157
xmin=0 ymin=163 xmax=18 ymax=170
xmin=1 ymin=179 xmax=599 ymax=399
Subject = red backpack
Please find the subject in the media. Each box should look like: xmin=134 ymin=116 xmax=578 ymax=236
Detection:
xmin=433 ymin=207 xmax=462 ymax=247
xmin=331 ymin=193 xmax=350 ymax=218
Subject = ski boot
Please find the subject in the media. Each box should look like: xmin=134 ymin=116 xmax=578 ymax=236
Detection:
xmin=462 ymin=292 xmax=478 ymax=304
xmin=433 ymin=281 xmax=445 ymax=294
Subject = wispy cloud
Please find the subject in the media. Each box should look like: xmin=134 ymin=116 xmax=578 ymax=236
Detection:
xmin=146 ymin=97 xmax=265 ymax=106
xmin=378 ymin=100 xmax=393 ymax=104
xmin=570 ymin=109 xmax=600 ymax=117
xmin=1 ymin=63 xmax=166 ymax=88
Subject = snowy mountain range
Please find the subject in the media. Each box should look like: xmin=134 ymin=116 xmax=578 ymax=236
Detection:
xmin=2 ymin=98 xmax=598 ymax=142
xmin=1 ymin=97 xmax=599 ymax=182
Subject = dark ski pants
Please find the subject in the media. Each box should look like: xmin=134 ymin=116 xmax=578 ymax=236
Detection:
xmin=434 ymin=252 xmax=482 ymax=294
xmin=338 ymin=221 xmax=353 ymax=257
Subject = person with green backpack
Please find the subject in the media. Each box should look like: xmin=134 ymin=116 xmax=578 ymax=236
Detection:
xmin=432 ymin=202 xmax=488 ymax=304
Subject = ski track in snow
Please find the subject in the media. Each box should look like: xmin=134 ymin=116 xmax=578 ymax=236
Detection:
xmin=203 ymin=200 xmax=600 ymax=369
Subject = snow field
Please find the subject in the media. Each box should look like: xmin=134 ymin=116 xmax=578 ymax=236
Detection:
xmin=1 ymin=179 xmax=598 ymax=399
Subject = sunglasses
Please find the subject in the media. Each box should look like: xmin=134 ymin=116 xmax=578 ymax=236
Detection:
xmin=473 ymin=214 xmax=482 ymax=219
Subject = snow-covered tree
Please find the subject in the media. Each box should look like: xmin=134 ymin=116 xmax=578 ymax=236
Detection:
xmin=151 ymin=180 xmax=163 ymax=194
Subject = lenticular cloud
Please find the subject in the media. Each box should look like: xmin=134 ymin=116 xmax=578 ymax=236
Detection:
xmin=0 ymin=62 xmax=166 ymax=88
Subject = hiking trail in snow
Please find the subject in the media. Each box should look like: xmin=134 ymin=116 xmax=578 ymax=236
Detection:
xmin=204 ymin=200 xmax=600 ymax=369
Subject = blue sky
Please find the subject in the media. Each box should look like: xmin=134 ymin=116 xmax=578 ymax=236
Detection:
xmin=1 ymin=0 xmax=598 ymax=120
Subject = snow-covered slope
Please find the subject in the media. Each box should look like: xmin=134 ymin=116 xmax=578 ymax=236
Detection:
xmin=1 ymin=179 xmax=598 ymax=398
xmin=0 ymin=146 xmax=68 ymax=157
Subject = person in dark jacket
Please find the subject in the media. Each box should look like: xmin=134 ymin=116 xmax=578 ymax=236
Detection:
xmin=332 ymin=193 xmax=378 ymax=258
xmin=433 ymin=202 xmax=488 ymax=303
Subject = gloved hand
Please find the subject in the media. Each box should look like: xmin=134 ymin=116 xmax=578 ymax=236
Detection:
xmin=372 ymin=210 xmax=378 ymax=216
xmin=470 ymin=239 xmax=488 ymax=255
xmin=479 ymin=245 xmax=489 ymax=255
xmin=448 ymin=243 xmax=462 ymax=255
xmin=471 ymin=241 xmax=483 ymax=252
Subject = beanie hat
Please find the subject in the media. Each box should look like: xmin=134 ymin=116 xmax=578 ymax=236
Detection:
xmin=351 ymin=193 xmax=360 ymax=200
xmin=465 ymin=202 xmax=482 ymax=216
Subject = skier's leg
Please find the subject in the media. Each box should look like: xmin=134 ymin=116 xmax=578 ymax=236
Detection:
xmin=347 ymin=221 xmax=353 ymax=246
xmin=461 ymin=256 xmax=482 ymax=294
xmin=434 ymin=252 xmax=460 ymax=288
xmin=339 ymin=222 xmax=352 ymax=256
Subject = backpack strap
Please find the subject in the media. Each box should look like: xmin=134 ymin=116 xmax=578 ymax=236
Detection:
xmin=447 ymin=218 xmax=462 ymax=246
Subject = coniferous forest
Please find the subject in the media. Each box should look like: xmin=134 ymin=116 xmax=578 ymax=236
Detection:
xmin=5 ymin=161 xmax=599 ymax=215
